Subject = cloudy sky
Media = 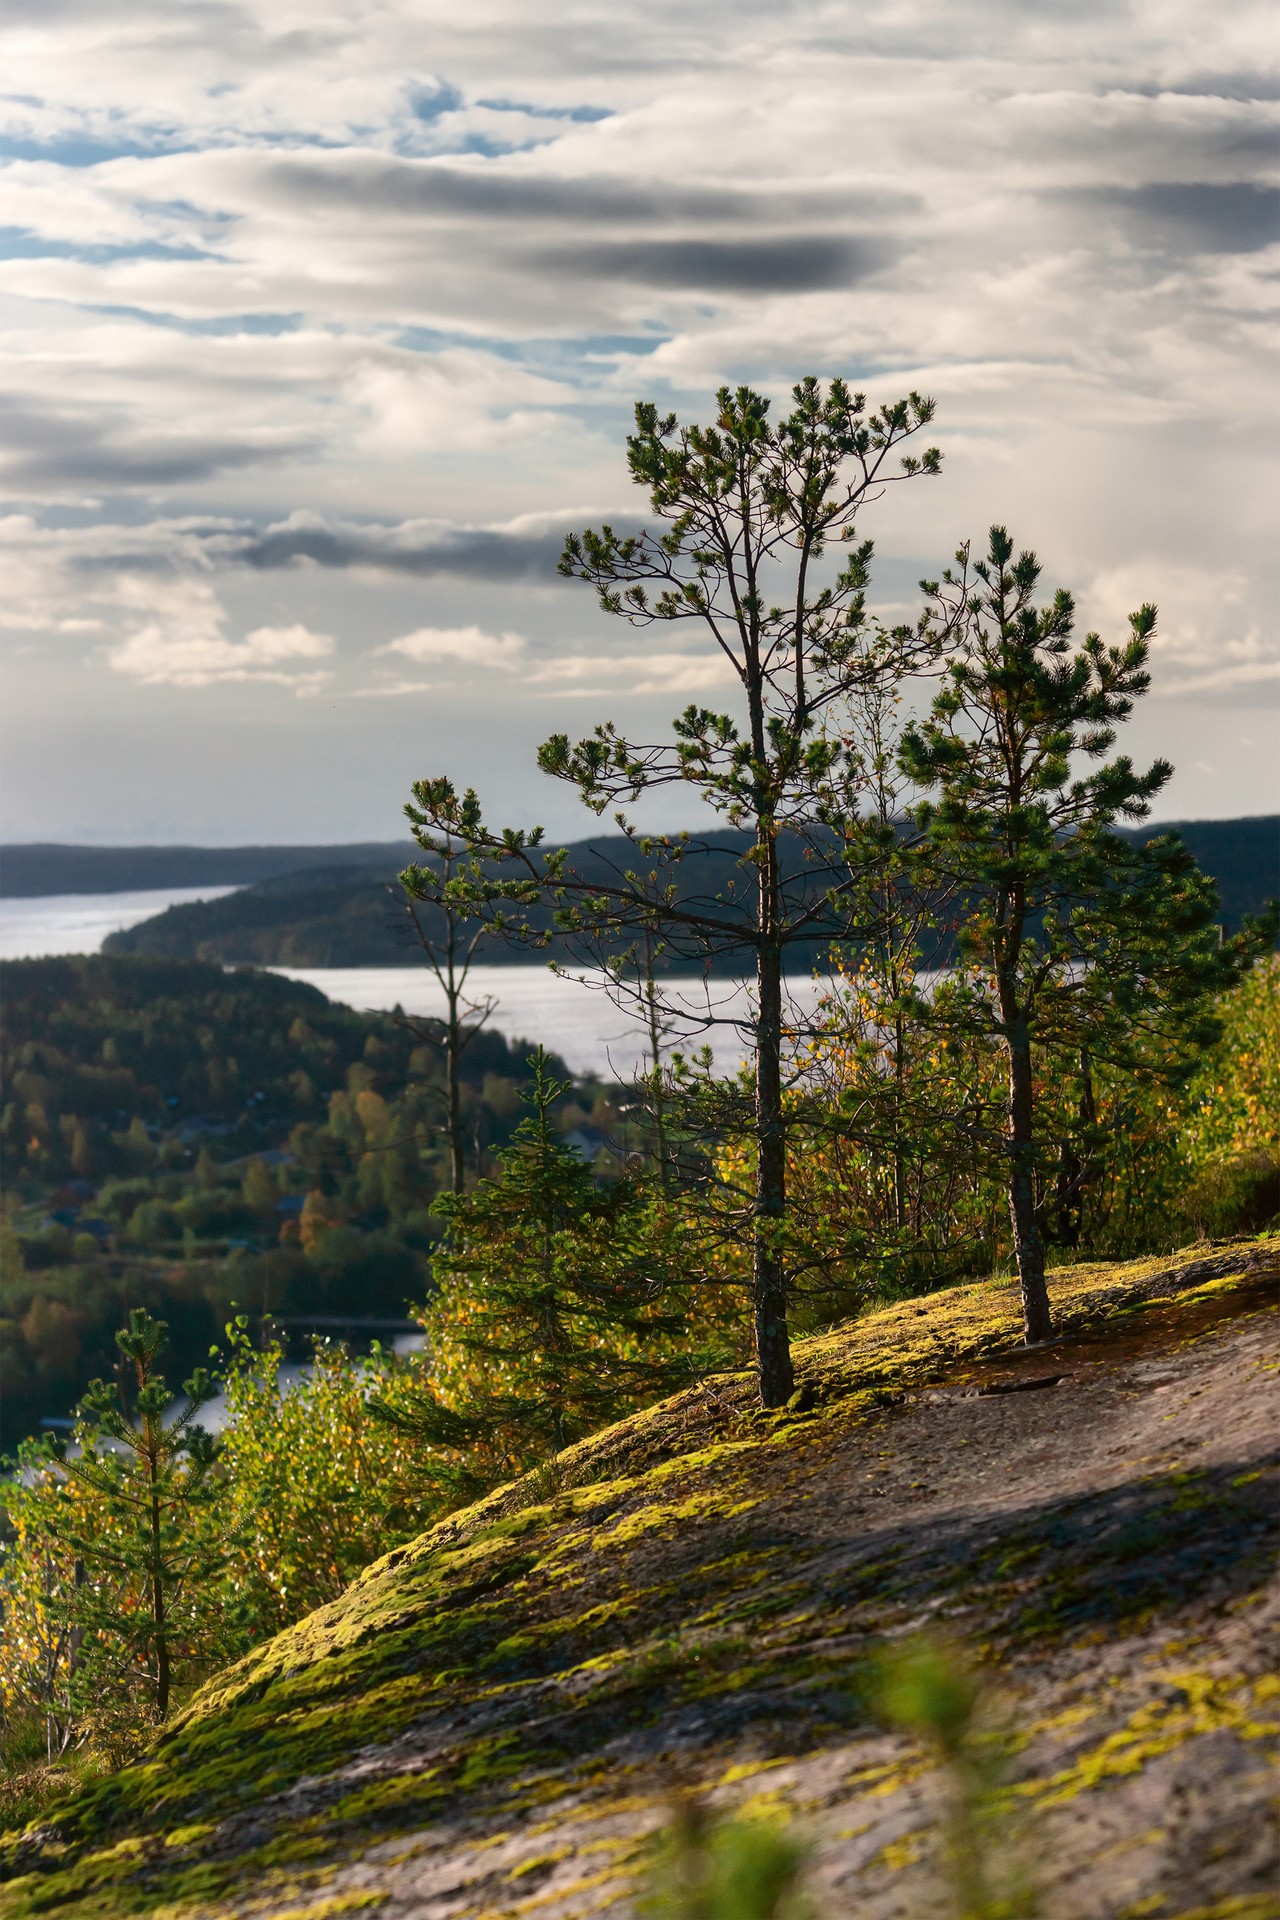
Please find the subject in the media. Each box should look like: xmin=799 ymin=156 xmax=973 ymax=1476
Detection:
xmin=1 ymin=0 xmax=1276 ymax=845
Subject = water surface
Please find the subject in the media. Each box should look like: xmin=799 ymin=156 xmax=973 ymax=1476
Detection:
xmin=270 ymin=965 xmax=833 ymax=1077
xmin=0 ymin=890 xmax=835 ymax=1077
xmin=0 ymin=887 xmax=241 ymax=962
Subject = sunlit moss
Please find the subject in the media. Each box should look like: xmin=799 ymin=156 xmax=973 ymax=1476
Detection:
xmin=2 ymin=1238 xmax=1273 ymax=1917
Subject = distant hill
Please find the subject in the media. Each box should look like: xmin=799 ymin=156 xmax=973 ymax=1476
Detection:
xmin=1138 ymin=816 xmax=1279 ymax=934
xmin=0 ymin=842 xmax=419 ymax=898
xmin=102 ymin=834 xmax=771 ymax=971
xmin=99 ymin=816 xmax=1278 ymax=969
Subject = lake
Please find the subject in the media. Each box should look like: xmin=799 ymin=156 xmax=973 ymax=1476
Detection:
xmin=0 ymin=888 xmax=837 ymax=1076
xmin=272 ymin=965 xmax=840 ymax=1076
xmin=0 ymin=886 xmax=240 ymax=962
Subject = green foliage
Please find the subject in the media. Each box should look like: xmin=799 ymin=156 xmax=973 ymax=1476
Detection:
xmin=644 ymin=1798 xmax=812 ymax=1920
xmin=376 ymin=1050 xmax=730 ymax=1496
xmin=1181 ymin=952 xmax=1280 ymax=1165
xmin=876 ymin=1638 xmax=1030 ymax=1920
xmin=716 ymin=948 xmax=1279 ymax=1333
xmin=876 ymin=1637 xmax=984 ymax=1762
xmin=1178 ymin=1148 xmax=1280 ymax=1241
xmin=213 ymin=1323 xmax=432 ymax=1636
xmin=1 ymin=1310 xmax=232 ymax=1775
xmin=0 ymin=1322 xmax=439 ymax=1793
xmin=900 ymin=525 xmax=1270 ymax=1340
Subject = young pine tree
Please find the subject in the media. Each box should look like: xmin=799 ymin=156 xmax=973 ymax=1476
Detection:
xmin=52 ymin=1309 xmax=227 ymax=1728
xmin=378 ymin=1049 xmax=705 ymax=1498
xmin=396 ymin=842 xmax=497 ymax=1195
xmin=900 ymin=527 xmax=1270 ymax=1344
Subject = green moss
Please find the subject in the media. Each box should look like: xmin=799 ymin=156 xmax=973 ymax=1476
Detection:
xmin=1164 ymin=1900 xmax=1280 ymax=1920
xmin=1024 ymin=1672 xmax=1278 ymax=1807
xmin=592 ymin=1487 xmax=761 ymax=1551
xmin=4 ymin=1239 xmax=1273 ymax=1917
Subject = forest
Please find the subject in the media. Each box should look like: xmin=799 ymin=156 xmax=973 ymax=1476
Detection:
xmin=0 ymin=954 xmax=600 ymax=1449
xmin=99 ymin=813 xmax=1279 ymax=969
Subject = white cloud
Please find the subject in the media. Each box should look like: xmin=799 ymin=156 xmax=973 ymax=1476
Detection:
xmin=107 ymin=602 xmax=335 ymax=690
xmin=0 ymin=0 xmax=1275 ymax=833
xmin=1083 ymin=561 xmax=1278 ymax=699
xmin=368 ymin=625 xmax=738 ymax=695
xmin=531 ymin=650 xmax=738 ymax=697
xmin=378 ymin=624 xmax=527 ymax=670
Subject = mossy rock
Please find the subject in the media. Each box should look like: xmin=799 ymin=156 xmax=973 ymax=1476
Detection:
xmin=3 ymin=1237 xmax=1276 ymax=1918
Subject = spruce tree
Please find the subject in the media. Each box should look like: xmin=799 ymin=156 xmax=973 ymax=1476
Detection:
xmin=900 ymin=527 xmax=1271 ymax=1343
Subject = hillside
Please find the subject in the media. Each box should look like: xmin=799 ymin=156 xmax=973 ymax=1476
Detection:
xmin=100 ymin=814 xmax=1280 ymax=968
xmin=101 ymin=832 xmax=773 ymax=970
xmin=5 ymin=1237 xmax=1275 ymax=1918
xmin=0 ymin=954 xmax=582 ymax=1448
xmin=0 ymin=843 xmax=419 ymax=899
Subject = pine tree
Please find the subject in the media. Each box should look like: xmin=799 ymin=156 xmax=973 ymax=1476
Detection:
xmin=395 ymin=842 xmax=497 ymax=1195
xmin=900 ymin=527 xmax=1272 ymax=1344
xmin=402 ymin=377 xmax=951 ymax=1405
xmin=377 ymin=1050 xmax=703 ymax=1496
xmin=52 ymin=1309 xmax=228 ymax=1727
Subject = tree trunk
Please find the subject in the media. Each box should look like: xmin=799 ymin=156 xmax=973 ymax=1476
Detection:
xmin=146 ymin=1433 xmax=170 ymax=1719
xmin=1005 ymin=1028 xmax=1052 ymax=1344
xmin=446 ymin=995 xmax=465 ymax=1196
xmin=754 ymin=841 xmax=794 ymax=1407
xmin=642 ymin=931 xmax=670 ymax=1191
xmin=893 ymin=1005 xmax=906 ymax=1232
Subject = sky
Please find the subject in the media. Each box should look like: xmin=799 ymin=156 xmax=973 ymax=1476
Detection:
xmin=1 ymin=0 xmax=1276 ymax=846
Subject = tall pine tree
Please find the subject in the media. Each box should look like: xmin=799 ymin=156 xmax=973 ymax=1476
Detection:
xmin=401 ymin=377 xmax=951 ymax=1405
xmin=900 ymin=527 xmax=1271 ymax=1343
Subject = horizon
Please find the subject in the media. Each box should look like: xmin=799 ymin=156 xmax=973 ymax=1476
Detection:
xmin=3 ymin=805 xmax=1277 ymax=854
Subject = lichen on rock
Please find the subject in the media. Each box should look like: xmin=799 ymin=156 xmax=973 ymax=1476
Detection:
xmin=2 ymin=1238 xmax=1276 ymax=1918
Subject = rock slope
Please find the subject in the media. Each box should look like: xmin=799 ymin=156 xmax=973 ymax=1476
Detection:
xmin=4 ymin=1239 xmax=1277 ymax=1919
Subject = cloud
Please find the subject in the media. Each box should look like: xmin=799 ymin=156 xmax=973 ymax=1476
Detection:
xmin=536 ymin=235 xmax=894 ymax=294
xmin=378 ymin=623 xmax=527 ymax=669
xmin=1070 ymin=182 xmax=1280 ymax=255
xmin=361 ymin=631 xmax=738 ymax=698
xmin=235 ymin=510 xmax=578 ymax=580
xmin=531 ymin=650 xmax=737 ymax=696
xmin=2 ymin=0 xmax=1277 ymax=837
xmin=107 ymin=611 xmax=335 ymax=689
xmin=1084 ymin=560 xmax=1278 ymax=700
xmin=1163 ymin=659 xmax=1280 ymax=695
xmin=0 ymin=396 xmax=315 ymax=490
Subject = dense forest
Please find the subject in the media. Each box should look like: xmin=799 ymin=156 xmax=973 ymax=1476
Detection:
xmin=0 ymin=955 xmax=610 ymax=1449
xmin=98 ymin=814 xmax=1280 ymax=969
xmin=4 ymin=941 xmax=1275 ymax=1459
